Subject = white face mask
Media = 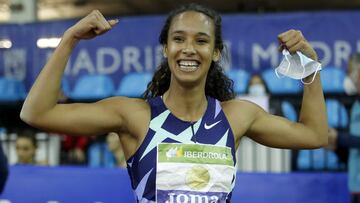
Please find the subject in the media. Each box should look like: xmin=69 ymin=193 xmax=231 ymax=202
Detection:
xmin=249 ymin=84 xmax=266 ymax=96
xmin=275 ymin=50 xmax=322 ymax=84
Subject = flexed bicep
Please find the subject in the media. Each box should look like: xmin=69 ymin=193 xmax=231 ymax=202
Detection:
xmin=22 ymin=96 xmax=150 ymax=137
xmin=247 ymin=110 xmax=325 ymax=149
xmin=23 ymin=97 xmax=127 ymax=136
xmin=21 ymin=10 xmax=122 ymax=136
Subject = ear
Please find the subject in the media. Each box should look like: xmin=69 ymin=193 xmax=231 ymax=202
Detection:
xmin=163 ymin=45 xmax=168 ymax=58
xmin=212 ymin=49 xmax=220 ymax=62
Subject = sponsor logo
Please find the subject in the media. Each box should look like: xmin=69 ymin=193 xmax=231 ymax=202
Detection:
xmin=185 ymin=166 xmax=210 ymax=190
xmin=184 ymin=151 xmax=228 ymax=160
xmin=166 ymin=147 xmax=184 ymax=158
xmin=165 ymin=193 xmax=219 ymax=203
xmin=204 ymin=120 xmax=221 ymax=130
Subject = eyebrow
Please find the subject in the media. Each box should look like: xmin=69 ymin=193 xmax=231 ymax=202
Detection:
xmin=170 ymin=30 xmax=210 ymax=38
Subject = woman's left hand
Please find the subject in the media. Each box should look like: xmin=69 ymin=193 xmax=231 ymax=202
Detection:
xmin=278 ymin=29 xmax=318 ymax=61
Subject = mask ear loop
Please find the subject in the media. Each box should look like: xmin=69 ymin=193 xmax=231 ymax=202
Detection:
xmin=301 ymin=63 xmax=322 ymax=85
xmin=275 ymin=52 xmax=291 ymax=78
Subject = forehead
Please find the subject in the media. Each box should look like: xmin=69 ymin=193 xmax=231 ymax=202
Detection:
xmin=169 ymin=11 xmax=214 ymax=36
xmin=16 ymin=137 xmax=34 ymax=146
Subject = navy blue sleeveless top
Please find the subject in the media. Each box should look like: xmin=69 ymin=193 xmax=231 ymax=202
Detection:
xmin=126 ymin=96 xmax=236 ymax=202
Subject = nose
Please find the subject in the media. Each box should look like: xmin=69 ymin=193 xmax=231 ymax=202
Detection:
xmin=182 ymin=42 xmax=196 ymax=55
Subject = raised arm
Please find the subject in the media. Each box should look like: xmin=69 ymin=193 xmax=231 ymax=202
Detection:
xmin=226 ymin=30 xmax=328 ymax=149
xmin=20 ymin=11 xmax=138 ymax=136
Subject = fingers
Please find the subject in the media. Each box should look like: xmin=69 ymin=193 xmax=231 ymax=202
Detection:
xmin=287 ymin=40 xmax=306 ymax=54
xmin=90 ymin=10 xmax=117 ymax=35
xmin=278 ymin=29 xmax=304 ymax=53
xmin=92 ymin=10 xmax=111 ymax=35
xmin=277 ymin=29 xmax=317 ymax=60
xmin=108 ymin=19 xmax=119 ymax=27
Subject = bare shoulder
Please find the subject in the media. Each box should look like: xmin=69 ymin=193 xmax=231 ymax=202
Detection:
xmin=220 ymin=99 xmax=266 ymax=145
xmin=221 ymin=99 xmax=264 ymax=116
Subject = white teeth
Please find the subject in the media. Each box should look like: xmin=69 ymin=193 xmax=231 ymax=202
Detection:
xmin=178 ymin=60 xmax=200 ymax=72
xmin=179 ymin=60 xmax=199 ymax=66
xmin=179 ymin=65 xmax=198 ymax=72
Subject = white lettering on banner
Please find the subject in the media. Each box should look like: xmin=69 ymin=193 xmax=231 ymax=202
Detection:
xmin=97 ymin=48 xmax=121 ymax=74
xmin=72 ymin=49 xmax=95 ymax=75
xmin=177 ymin=194 xmax=189 ymax=202
xmin=166 ymin=193 xmax=219 ymax=203
xmin=237 ymin=41 xmax=246 ymax=70
xmin=249 ymin=41 xmax=360 ymax=70
xmin=123 ymin=46 xmax=143 ymax=73
xmin=183 ymin=151 xmax=227 ymax=160
xmin=155 ymin=45 xmax=164 ymax=67
xmin=145 ymin=46 xmax=153 ymax=71
xmin=36 ymin=40 xmax=360 ymax=79
xmin=0 ymin=199 xmax=11 ymax=203
xmin=221 ymin=40 xmax=232 ymax=71
xmin=145 ymin=45 xmax=163 ymax=71
xmin=60 ymin=46 xmax=160 ymax=76
xmin=334 ymin=40 xmax=351 ymax=68
xmin=3 ymin=49 xmax=26 ymax=80
xmin=252 ymin=43 xmax=278 ymax=70
xmin=309 ymin=41 xmax=331 ymax=67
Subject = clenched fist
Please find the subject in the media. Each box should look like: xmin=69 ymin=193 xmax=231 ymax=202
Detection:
xmin=65 ymin=10 xmax=118 ymax=41
xmin=278 ymin=29 xmax=318 ymax=61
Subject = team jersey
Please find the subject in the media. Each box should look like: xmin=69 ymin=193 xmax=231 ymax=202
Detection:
xmin=126 ymin=96 xmax=237 ymax=202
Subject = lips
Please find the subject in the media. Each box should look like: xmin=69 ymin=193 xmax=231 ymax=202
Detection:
xmin=177 ymin=59 xmax=201 ymax=72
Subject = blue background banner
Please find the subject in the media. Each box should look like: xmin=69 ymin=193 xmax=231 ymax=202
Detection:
xmin=1 ymin=11 xmax=360 ymax=90
xmin=0 ymin=166 xmax=349 ymax=203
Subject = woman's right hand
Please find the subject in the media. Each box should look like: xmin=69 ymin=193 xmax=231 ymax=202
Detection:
xmin=65 ymin=10 xmax=118 ymax=41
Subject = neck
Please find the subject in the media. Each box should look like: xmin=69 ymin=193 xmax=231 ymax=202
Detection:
xmin=164 ymin=79 xmax=207 ymax=122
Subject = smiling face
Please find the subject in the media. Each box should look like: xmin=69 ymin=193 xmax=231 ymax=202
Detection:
xmin=163 ymin=11 xmax=220 ymax=86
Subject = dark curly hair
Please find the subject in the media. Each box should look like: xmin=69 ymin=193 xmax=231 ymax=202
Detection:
xmin=143 ymin=3 xmax=235 ymax=101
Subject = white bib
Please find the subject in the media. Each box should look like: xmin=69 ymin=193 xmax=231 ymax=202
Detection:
xmin=156 ymin=143 xmax=235 ymax=203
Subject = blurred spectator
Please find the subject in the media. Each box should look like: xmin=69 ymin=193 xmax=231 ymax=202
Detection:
xmin=344 ymin=53 xmax=360 ymax=96
xmin=347 ymin=53 xmax=360 ymax=203
xmin=106 ymin=132 xmax=126 ymax=168
xmin=60 ymin=135 xmax=88 ymax=165
xmin=327 ymin=53 xmax=360 ymax=203
xmin=87 ymin=133 xmax=126 ymax=168
xmin=0 ymin=144 xmax=8 ymax=194
xmin=246 ymin=74 xmax=269 ymax=96
xmin=327 ymin=128 xmax=360 ymax=150
xmin=87 ymin=135 xmax=110 ymax=168
xmin=57 ymin=89 xmax=89 ymax=165
xmin=15 ymin=129 xmax=47 ymax=165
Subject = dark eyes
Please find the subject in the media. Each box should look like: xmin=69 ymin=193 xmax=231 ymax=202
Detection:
xmin=172 ymin=36 xmax=208 ymax=44
xmin=196 ymin=39 xmax=208 ymax=44
xmin=173 ymin=36 xmax=184 ymax=43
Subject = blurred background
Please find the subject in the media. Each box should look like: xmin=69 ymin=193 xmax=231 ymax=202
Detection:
xmin=0 ymin=0 xmax=359 ymax=202
xmin=2 ymin=0 xmax=360 ymax=22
